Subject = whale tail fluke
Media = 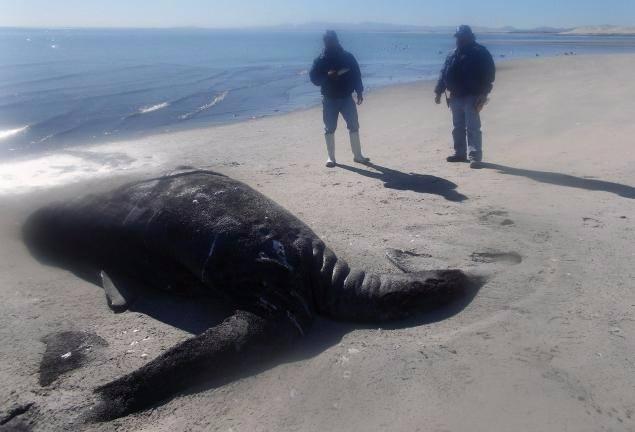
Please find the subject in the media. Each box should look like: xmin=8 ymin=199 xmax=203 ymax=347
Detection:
xmin=87 ymin=310 xmax=301 ymax=422
xmin=311 ymin=241 xmax=470 ymax=323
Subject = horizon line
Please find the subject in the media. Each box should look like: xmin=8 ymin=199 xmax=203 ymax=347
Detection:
xmin=0 ymin=22 xmax=609 ymax=31
xmin=1 ymin=22 xmax=633 ymax=33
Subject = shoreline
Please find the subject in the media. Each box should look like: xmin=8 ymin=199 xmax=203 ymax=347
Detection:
xmin=0 ymin=74 xmax=440 ymax=164
xmin=0 ymin=53 xmax=633 ymax=196
xmin=3 ymin=41 xmax=635 ymax=162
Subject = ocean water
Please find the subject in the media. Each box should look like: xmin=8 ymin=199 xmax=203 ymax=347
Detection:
xmin=1 ymin=28 xmax=635 ymax=159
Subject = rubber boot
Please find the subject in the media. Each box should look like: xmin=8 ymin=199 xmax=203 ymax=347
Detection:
xmin=446 ymin=154 xmax=468 ymax=163
xmin=349 ymin=131 xmax=370 ymax=164
xmin=325 ymin=133 xmax=336 ymax=168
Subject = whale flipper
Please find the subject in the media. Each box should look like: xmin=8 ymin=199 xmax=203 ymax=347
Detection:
xmin=100 ymin=270 xmax=136 ymax=313
xmin=89 ymin=310 xmax=302 ymax=422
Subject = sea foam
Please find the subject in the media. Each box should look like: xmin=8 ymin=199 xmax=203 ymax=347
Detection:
xmin=0 ymin=126 xmax=29 ymax=141
xmin=180 ymin=91 xmax=229 ymax=120
xmin=139 ymin=102 xmax=170 ymax=114
xmin=0 ymin=150 xmax=162 ymax=195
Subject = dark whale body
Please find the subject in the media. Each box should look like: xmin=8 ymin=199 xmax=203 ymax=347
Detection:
xmin=23 ymin=170 xmax=468 ymax=421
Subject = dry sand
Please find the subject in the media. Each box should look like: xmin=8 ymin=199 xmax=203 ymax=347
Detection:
xmin=0 ymin=54 xmax=634 ymax=432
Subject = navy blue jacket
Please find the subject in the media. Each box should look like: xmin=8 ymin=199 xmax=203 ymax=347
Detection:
xmin=435 ymin=43 xmax=496 ymax=97
xmin=310 ymin=47 xmax=364 ymax=99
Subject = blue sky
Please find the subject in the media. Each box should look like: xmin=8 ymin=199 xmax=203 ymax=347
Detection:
xmin=1 ymin=0 xmax=634 ymax=29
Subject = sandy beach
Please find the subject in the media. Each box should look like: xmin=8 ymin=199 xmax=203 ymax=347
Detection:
xmin=1 ymin=54 xmax=634 ymax=432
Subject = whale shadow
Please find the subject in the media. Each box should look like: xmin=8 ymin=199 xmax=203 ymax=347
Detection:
xmin=182 ymin=273 xmax=485 ymax=401
xmin=84 ymin=271 xmax=484 ymax=365
xmin=267 ymin=273 xmax=485 ymax=364
xmin=29 ymin=261 xmax=232 ymax=336
xmin=338 ymin=162 xmax=468 ymax=202
xmin=475 ymin=162 xmax=635 ymax=199
xmin=128 ymin=290 xmax=232 ymax=335
xmin=28 ymin=251 xmax=484 ymax=422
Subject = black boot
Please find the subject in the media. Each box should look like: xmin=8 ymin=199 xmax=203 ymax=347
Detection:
xmin=446 ymin=154 xmax=468 ymax=163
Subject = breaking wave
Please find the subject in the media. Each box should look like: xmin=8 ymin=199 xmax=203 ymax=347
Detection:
xmin=0 ymin=126 xmax=29 ymax=141
xmin=138 ymin=102 xmax=170 ymax=114
xmin=179 ymin=90 xmax=229 ymax=120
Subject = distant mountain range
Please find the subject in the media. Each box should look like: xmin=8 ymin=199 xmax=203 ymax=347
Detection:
xmin=254 ymin=22 xmax=635 ymax=36
xmin=561 ymin=25 xmax=635 ymax=35
xmin=257 ymin=22 xmax=567 ymax=34
xmin=3 ymin=22 xmax=634 ymax=35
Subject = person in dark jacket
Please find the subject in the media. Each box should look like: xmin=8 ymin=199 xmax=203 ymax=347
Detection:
xmin=435 ymin=25 xmax=496 ymax=167
xmin=310 ymin=30 xmax=369 ymax=168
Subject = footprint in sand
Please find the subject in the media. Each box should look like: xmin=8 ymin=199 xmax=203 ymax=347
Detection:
xmin=582 ymin=217 xmax=604 ymax=228
xmin=479 ymin=209 xmax=507 ymax=219
xmin=384 ymin=248 xmax=433 ymax=273
xmin=479 ymin=209 xmax=515 ymax=227
xmin=470 ymin=251 xmax=523 ymax=265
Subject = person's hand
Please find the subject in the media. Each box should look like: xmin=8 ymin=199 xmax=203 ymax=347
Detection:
xmin=328 ymin=70 xmax=338 ymax=80
xmin=475 ymin=94 xmax=488 ymax=112
xmin=356 ymin=93 xmax=364 ymax=105
xmin=435 ymin=93 xmax=442 ymax=105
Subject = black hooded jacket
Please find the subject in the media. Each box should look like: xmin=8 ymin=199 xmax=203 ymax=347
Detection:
xmin=435 ymin=42 xmax=496 ymax=97
xmin=310 ymin=46 xmax=364 ymax=99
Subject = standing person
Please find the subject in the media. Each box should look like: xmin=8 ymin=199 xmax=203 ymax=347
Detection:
xmin=435 ymin=25 xmax=496 ymax=168
xmin=310 ymin=30 xmax=369 ymax=168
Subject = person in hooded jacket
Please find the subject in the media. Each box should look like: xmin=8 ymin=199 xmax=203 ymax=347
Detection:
xmin=435 ymin=25 xmax=496 ymax=168
xmin=310 ymin=30 xmax=369 ymax=168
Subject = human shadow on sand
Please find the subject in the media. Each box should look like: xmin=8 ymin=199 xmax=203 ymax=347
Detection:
xmin=338 ymin=162 xmax=468 ymax=202
xmin=475 ymin=162 xmax=635 ymax=199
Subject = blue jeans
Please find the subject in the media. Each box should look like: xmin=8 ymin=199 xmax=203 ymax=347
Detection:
xmin=450 ymin=95 xmax=482 ymax=161
xmin=323 ymin=96 xmax=359 ymax=134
